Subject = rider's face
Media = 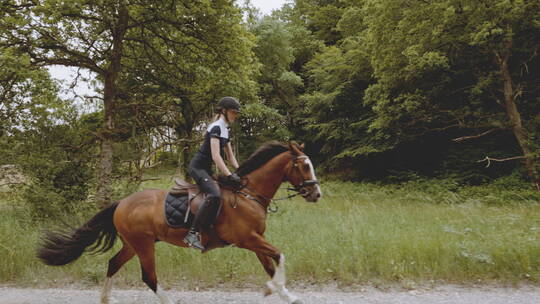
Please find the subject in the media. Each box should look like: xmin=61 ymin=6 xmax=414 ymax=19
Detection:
xmin=225 ymin=109 xmax=239 ymax=122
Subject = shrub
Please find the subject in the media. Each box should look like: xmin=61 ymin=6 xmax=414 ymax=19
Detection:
xmin=13 ymin=124 xmax=96 ymax=219
xmin=21 ymin=159 xmax=93 ymax=218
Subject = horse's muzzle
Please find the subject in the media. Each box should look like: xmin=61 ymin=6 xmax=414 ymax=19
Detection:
xmin=301 ymin=184 xmax=322 ymax=203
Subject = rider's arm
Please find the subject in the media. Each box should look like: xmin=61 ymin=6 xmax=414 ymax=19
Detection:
xmin=225 ymin=142 xmax=239 ymax=170
xmin=211 ymin=137 xmax=232 ymax=176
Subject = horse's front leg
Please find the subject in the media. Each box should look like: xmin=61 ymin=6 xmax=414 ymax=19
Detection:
xmin=263 ymin=253 xmax=302 ymax=304
xmin=244 ymin=235 xmax=302 ymax=304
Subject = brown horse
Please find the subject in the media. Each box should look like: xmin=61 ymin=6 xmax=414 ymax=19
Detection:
xmin=37 ymin=141 xmax=322 ymax=304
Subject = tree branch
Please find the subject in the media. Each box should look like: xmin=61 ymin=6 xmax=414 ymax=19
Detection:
xmin=477 ymin=156 xmax=526 ymax=168
xmin=452 ymin=128 xmax=499 ymax=142
xmin=32 ymin=56 xmax=105 ymax=75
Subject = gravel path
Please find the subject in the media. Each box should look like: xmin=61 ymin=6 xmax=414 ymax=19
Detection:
xmin=1 ymin=285 xmax=539 ymax=304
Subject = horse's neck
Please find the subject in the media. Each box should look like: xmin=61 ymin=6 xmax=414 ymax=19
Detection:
xmin=245 ymin=152 xmax=290 ymax=201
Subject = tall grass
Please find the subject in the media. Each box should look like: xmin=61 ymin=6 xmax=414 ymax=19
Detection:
xmin=1 ymin=177 xmax=539 ymax=288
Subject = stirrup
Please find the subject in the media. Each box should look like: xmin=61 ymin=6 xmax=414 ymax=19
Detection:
xmin=183 ymin=231 xmax=204 ymax=250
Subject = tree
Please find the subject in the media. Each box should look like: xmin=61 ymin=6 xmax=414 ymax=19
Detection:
xmin=118 ymin=1 xmax=259 ymax=176
xmin=1 ymin=0 xmax=260 ymax=207
xmin=0 ymin=47 xmax=96 ymax=217
xmin=301 ymin=41 xmax=374 ymax=167
xmin=293 ymin=0 xmax=345 ymax=45
xmin=361 ymin=0 xmax=540 ymax=188
xmin=0 ymin=48 xmax=60 ymax=138
xmin=251 ymin=16 xmax=304 ymax=129
xmin=277 ymin=0 xmax=377 ymax=170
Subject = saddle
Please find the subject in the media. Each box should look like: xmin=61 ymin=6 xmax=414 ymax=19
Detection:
xmin=169 ymin=178 xmax=205 ymax=210
xmin=163 ymin=178 xmax=217 ymax=228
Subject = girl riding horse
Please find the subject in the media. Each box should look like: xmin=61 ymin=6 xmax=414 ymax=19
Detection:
xmin=37 ymin=141 xmax=322 ymax=303
xmin=184 ymin=96 xmax=243 ymax=250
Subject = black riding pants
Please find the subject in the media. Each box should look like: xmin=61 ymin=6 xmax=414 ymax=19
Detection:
xmin=188 ymin=152 xmax=220 ymax=200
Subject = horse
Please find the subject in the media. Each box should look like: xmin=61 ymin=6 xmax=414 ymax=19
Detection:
xmin=37 ymin=141 xmax=322 ymax=304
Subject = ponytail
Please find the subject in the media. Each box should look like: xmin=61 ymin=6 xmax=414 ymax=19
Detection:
xmin=212 ymin=107 xmax=225 ymax=122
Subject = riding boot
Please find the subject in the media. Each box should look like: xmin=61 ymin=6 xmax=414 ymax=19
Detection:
xmin=183 ymin=196 xmax=219 ymax=250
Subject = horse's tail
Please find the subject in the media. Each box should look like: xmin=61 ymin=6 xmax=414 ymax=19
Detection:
xmin=37 ymin=201 xmax=119 ymax=266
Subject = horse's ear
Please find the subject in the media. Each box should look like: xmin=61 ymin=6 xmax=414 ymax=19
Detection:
xmin=288 ymin=141 xmax=302 ymax=155
xmin=299 ymin=143 xmax=305 ymax=150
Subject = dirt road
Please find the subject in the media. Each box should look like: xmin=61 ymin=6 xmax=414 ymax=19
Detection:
xmin=1 ymin=285 xmax=539 ymax=304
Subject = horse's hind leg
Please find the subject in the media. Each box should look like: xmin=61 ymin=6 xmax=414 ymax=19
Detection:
xmin=101 ymin=242 xmax=135 ymax=304
xmin=132 ymin=239 xmax=174 ymax=304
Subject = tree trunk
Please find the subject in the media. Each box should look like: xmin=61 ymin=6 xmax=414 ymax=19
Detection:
xmin=95 ymin=2 xmax=129 ymax=208
xmin=95 ymin=138 xmax=114 ymax=208
xmin=498 ymin=49 xmax=540 ymax=190
xmin=175 ymin=96 xmax=197 ymax=181
xmin=174 ymin=128 xmax=193 ymax=181
xmin=181 ymin=142 xmax=191 ymax=179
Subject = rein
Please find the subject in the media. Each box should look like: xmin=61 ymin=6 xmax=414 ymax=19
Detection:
xmin=225 ymin=153 xmax=319 ymax=214
xmin=231 ymin=179 xmax=319 ymax=214
xmin=240 ymin=186 xmax=305 ymax=213
xmin=231 ymin=187 xmax=288 ymax=214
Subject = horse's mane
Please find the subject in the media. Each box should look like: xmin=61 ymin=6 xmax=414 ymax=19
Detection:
xmin=237 ymin=141 xmax=290 ymax=176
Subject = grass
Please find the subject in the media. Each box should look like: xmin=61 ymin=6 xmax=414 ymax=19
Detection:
xmin=0 ymin=173 xmax=539 ymax=289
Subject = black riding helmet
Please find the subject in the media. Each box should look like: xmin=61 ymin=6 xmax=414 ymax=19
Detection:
xmin=217 ymin=96 xmax=241 ymax=112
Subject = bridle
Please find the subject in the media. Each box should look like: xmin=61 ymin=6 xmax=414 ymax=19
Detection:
xmin=232 ymin=153 xmax=319 ymax=213
xmin=289 ymin=155 xmax=319 ymax=197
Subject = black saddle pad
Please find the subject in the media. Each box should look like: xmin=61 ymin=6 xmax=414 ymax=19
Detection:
xmin=164 ymin=193 xmax=192 ymax=228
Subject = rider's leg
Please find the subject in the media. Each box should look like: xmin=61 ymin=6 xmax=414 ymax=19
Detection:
xmin=183 ymin=168 xmax=221 ymax=250
xmin=183 ymin=195 xmax=220 ymax=250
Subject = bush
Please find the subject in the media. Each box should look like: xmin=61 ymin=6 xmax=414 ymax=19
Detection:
xmin=21 ymin=161 xmax=93 ymax=218
xmin=13 ymin=124 xmax=96 ymax=219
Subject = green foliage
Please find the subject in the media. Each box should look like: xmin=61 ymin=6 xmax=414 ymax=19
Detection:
xmin=253 ymin=17 xmax=296 ymax=80
xmin=1 ymin=99 xmax=98 ymax=218
xmin=156 ymin=151 xmax=178 ymax=168
xmin=299 ymin=42 xmax=374 ymax=167
xmin=2 ymin=0 xmax=540 ymax=212
xmin=249 ymin=16 xmax=305 ymax=137
xmin=115 ymin=0 xmax=260 ymax=176
xmin=0 ymin=48 xmax=60 ymax=138
xmin=270 ymin=0 xmax=540 ymax=184
xmin=293 ymin=0 xmax=345 ymax=45
xmin=0 ymin=42 xmax=96 ymax=218
xmin=237 ymin=102 xmax=292 ymax=160
xmin=16 ymin=122 xmax=96 ymax=219
xmin=1 ymin=0 xmax=262 ymax=206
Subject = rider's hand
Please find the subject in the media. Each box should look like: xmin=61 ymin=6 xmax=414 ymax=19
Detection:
xmin=228 ymin=173 xmax=241 ymax=184
xmin=227 ymin=173 xmax=242 ymax=188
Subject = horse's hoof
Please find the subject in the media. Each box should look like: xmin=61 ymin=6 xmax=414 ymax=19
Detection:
xmin=263 ymin=285 xmax=272 ymax=297
xmin=263 ymin=281 xmax=275 ymax=297
xmin=101 ymin=297 xmax=118 ymax=304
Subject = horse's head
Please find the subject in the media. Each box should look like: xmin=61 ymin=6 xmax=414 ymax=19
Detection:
xmin=285 ymin=141 xmax=322 ymax=203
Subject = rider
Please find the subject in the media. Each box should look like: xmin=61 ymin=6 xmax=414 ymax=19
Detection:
xmin=183 ymin=96 xmax=242 ymax=250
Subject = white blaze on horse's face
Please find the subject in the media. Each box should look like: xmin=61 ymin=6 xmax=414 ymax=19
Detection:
xmin=304 ymin=156 xmax=322 ymax=202
xmin=293 ymin=155 xmax=322 ymax=203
